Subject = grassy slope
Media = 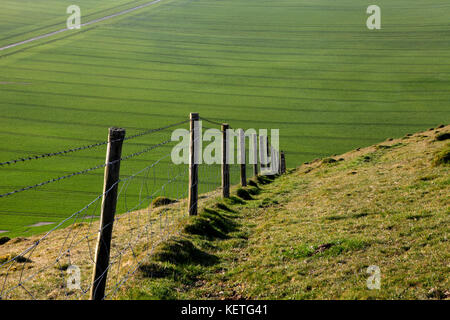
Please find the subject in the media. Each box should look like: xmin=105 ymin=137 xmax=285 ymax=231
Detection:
xmin=119 ymin=125 xmax=449 ymax=300
xmin=0 ymin=0 xmax=449 ymax=235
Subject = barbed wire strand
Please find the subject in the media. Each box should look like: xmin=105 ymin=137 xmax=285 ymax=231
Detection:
xmin=0 ymin=124 xmax=265 ymax=300
xmin=0 ymin=120 xmax=188 ymax=167
xmin=0 ymin=139 xmax=175 ymax=198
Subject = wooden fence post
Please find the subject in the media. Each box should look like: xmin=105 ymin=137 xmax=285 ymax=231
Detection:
xmin=280 ymin=151 xmax=286 ymax=174
xmin=259 ymin=135 xmax=267 ymax=170
xmin=239 ymin=129 xmax=247 ymax=186
xmin=278 ymin=150 xmax=282 ymax=175
xmin=222 ymin=123 xmax=230 ymax=198
xmin=188 ymin=113 xmax=199 ymax=216
xmin=252 ymin=133 xmax=258 ymax=176
xmin=269 ymin=146 xmax=277 ymax=175
xmin=90 ymin=127 xmax=125 ymax=300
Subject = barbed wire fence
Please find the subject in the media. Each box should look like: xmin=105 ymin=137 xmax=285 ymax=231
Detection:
xmin=0 ymin=113 xmax=285 ymax=300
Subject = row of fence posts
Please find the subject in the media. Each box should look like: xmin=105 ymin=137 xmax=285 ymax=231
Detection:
xmin=89 ymin=113 xmax=286 ymax=300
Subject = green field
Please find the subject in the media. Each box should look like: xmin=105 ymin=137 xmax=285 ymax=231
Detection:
xmin=0 ymin=0 xmax=449 ymax=237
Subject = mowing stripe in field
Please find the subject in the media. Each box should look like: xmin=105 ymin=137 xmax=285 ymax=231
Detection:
xmin=0 ymin=0 xmax=164 ymax=52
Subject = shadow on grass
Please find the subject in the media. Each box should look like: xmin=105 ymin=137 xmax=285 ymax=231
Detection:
xmin=138 ymin=262 xmax=177 ymax=278
xmin=152 ymin=196 xmax=176 ymax=207
xmin=256 ymin=175 xmax=276 ymax=185
xmin=236 ymin=188 xmax=253 ymax=200
xmin=224 ymin=196 xmax=246 ymax=205
xmin=184 ymin=207 xmax=238 ymax=240
xmin=213 ymin=202 xmax=236 ymax=213
xmin=433 ymin=144 xmax=450 ymax=166
xmin=153 ymin=237 xmax=219 ymax=266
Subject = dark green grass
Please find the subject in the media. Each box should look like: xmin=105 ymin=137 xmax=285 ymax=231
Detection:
xmin=0 ymin=0 xmax=161 ymax=48
xmin=0 ymin=0 xmax=449 ymax=237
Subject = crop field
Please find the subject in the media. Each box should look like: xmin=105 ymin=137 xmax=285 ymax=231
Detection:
xmin=0 ymin=0 xmax=449 ymax=238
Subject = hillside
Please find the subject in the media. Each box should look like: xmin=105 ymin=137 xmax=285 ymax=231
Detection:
xmin=119 ymin=125 xmax=449 ymax=300
xmin=0 ymin=125 xmax=448 ymax=300
xmin=2 ymin=0 xmax=450 ymax=236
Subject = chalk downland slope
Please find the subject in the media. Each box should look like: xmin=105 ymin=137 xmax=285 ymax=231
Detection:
xmin=0 ymin=126 xmax=448 ymax=300
xmin=120 ymin=125 xmax=449 ymax=300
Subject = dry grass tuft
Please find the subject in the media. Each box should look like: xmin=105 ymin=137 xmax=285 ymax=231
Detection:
xmin=433 ymin=144 xmax=450 ymax=166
